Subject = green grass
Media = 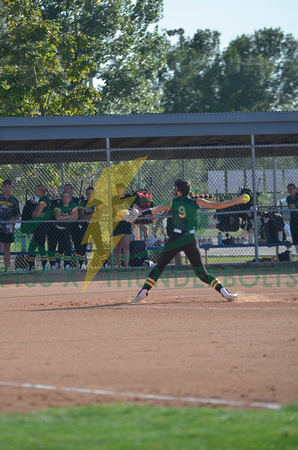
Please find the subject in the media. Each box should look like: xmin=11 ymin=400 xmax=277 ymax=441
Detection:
xmin=205 ymin=255 xmax=255 ymax=264
xmin=0 ymin=403 xmax=298 ymax=449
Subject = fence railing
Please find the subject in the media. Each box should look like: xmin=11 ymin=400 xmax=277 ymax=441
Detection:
xmin=0 ymin=142 xmax=297 ymax=270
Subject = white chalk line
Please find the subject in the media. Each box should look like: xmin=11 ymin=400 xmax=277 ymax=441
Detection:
xmin=125 ymin=305 xmax=298 ymax=310
xmin=0 ymin=381 xmax=282 ymax=411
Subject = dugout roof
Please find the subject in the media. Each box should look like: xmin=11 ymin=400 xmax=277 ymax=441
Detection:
xmin=0 ymin=111 xmax=297 ymax=164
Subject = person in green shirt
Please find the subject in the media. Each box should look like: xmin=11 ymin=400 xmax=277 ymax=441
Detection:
xmin=27 ymin=184 xmax=51 ymax=271
xmin=286 ymin=183 xmax=298 ymax=254
xmin=78 ymin=187 xmax=107 ymax=269
xmin=54 ymin=191 xmax=79 ymax=270
xmin=130 ymin=179 xmax=248 ymax=303
xmin=63 ymin=183 xmax=81 ymax=267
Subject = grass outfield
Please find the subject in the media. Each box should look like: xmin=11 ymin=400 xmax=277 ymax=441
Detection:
xmin=0 ymin=403 xmax=298 ymax=449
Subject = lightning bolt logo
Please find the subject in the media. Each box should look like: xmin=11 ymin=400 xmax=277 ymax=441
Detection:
xmin=82 ymin=156 xmax=147 ymax=292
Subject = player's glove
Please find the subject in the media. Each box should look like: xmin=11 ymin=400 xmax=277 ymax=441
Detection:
xmin=122 ymin=207 xmax=140 ymax=223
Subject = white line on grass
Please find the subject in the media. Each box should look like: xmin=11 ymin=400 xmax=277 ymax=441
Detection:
xmin=0 ymin=381 xmax=282 ymax=410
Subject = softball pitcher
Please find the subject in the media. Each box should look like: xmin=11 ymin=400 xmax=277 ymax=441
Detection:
xmin=129 ymin=179 xmax=248 ymax=303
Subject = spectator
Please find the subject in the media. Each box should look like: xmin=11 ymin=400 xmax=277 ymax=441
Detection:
xmin=48 ymin=194 xmax=62 ymax=270
xmin=54 ymin=191 xmax=79 ymax=270
xmin=0 ymin=179 xmax=20 ymax=272
xmin=78 ymin=187 xmax=107 ymax=269
xmin=63 ymin=184 xmax=81 ymax=267
xmin=112 ymin=183 xmax=134 ymax=268
xmin=27 ymin=184 xmax=51 ymax=271
xmin=286 ymin=183 xmax=298 ymax=254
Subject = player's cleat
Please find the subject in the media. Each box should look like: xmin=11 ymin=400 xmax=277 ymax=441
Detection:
xmin=130 ymin=289 xmax=148 ymax=303
xmin=220 ymin=288 xmax=238 ymax=302
xmin=64 ymin=264 xmax=70 ymax=270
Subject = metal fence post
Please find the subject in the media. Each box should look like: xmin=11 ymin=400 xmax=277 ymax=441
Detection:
xmin=106 ymin=137 xmax=115 ymax=268
xmin=251 ymin=135 xmax=259 ymax=264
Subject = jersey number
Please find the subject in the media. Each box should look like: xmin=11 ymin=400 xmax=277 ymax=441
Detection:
xmin=178 ymin=205 xmax=186 ymax=218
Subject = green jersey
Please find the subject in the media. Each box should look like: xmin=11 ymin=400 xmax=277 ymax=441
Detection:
xmin=80 ymin=198 xmax=103 ymax=215
xmin=38 ymin=195 xmax=52 ymax=220
xmin=287 ymin=193 xmax=298 ymax=218
xmin=71 ymin=196 xmax=79 ymax=205
xmin=170 ymin=196 xmax=199 ymax=232
xmin=54 ymin=203 xmax=78 ymax=229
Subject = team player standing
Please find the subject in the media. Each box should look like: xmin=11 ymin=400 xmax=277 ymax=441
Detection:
xmin=130 ymin=179 xmax=250 ymax=303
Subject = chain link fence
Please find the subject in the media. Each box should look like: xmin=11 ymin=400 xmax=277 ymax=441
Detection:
xmin=0 ymin=145 xmax=297 ymax=271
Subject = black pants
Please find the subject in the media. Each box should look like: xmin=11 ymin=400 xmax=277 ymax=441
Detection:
xmin=149 ymin=231 xmax=209 ymax=284
xmin=28 ymin=222 xmax=48 ymax=259
xmin=290 ymin=216 xmax=298 ymax=245
xmin=69 ymin=223 xmax=83 ymax=254
xmin=48 ymin=222 xmax=59 ymax=264
xmin=56 ymin=227 xmax=72 ymax=258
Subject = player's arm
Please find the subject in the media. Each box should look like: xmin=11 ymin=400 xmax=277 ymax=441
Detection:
xmin=10 ymin=205 xmax=20 ymax=223
xmin=92 ymin=203 xmax=105 ymax=219
xmin=8 ymin=214 xmax=19 ymax=227
xmin=78 ymin=206 xmax=85 ymax=219
xmin=196 ymin=194 xmax=248 ymax=209
xmin=67 ymin=207 xmax=79 ymax=221
xmin=140 ymin=201 xmax=171 ymax=217
xmin=123 ymin=202 xmax=171 ymax=223
xmin=54 ymin=207 xmax=72 ymax=221
xmin=11 ymin=200 xmax=20 ymax=222
xmin=32 ymin=201 xmax=47 ymax=218
xmin=55 ymin=209 xmax=66 ymax=220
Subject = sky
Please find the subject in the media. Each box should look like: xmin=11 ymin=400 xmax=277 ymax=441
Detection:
xmin=157 ymin=0 xmax=298 ymax=49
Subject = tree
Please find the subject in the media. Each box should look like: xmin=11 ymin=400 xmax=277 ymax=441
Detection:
xmin=0 ymin=0 xmax=100 ymax=116
xmin=0 ymin=0 xmax=167 ymax=116
xmin=160 ymin=27 xmax=298 ymax=113
xmin=37 ymin=0 xmax=167 ymax=114
xmin=160 ymin=29 xmax=221 ymax=113
xmin=219 ymin=28 xmax=298 ymax=111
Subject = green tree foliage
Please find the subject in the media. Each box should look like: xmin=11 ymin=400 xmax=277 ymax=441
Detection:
xmin=0 ymin=0 xmax=167 ymax=116
xmin=160 ymin=29 xmax=221 ymax=113
xmin=161 ymin=27 xmax=298 ymax=113
xmin=219 ymin=28 xmax=298 ymax=111
xmin=0 ymin=0 xmax=100 ymax=116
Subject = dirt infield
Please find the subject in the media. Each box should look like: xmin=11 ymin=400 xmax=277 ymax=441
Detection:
xmin=1 ymin=264 xmax=298 ymax=413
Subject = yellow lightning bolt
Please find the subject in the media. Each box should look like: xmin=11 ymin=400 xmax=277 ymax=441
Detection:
xmin=82 ymin=156 xmax=148 ymax=292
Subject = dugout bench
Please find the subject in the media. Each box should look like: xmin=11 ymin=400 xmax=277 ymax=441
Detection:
xmin=199 ymin=242 xmax=293 ymax=265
